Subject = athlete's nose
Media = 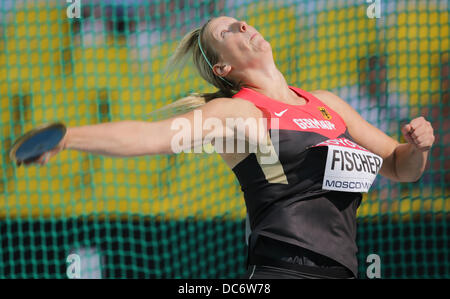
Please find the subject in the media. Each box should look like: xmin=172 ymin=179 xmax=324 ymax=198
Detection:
xmin=238 ymin=21 xmax=247 ymax=32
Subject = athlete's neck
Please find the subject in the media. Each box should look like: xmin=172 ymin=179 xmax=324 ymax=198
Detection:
xmin=238 ymin=67 xmax=305 ymax=105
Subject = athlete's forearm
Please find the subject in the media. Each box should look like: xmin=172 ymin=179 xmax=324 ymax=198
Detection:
xmin=392 ymin=143 xmax=429 ymax=182
xmin=64 ymin=121 xmax=171 ymax=157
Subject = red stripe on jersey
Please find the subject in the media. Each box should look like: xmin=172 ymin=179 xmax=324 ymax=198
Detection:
xmin=233 ymin=86 xmax=347 ymax=139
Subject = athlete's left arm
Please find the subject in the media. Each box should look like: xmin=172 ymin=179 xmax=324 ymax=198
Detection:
xmin=311 ymin=90 xmax=435 ymax=182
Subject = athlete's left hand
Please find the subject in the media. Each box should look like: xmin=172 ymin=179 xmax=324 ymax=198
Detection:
xmin=401 ymin=116 xmax=435 ymax=152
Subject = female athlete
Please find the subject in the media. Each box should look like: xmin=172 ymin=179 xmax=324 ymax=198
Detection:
xmin=26 ymin=16 xmax=435 ymax=279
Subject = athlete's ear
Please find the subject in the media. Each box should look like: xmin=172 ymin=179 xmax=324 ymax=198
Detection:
xmin=212 ymin=63 xmax=232 ymax=78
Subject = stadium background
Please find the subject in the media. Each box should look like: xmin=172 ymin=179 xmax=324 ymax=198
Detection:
xmin=0 ymin=0 xmax=448 ymax=278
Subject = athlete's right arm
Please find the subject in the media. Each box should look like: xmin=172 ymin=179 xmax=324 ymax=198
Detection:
xmin=30 ymin=97 xmax=264 ymax=166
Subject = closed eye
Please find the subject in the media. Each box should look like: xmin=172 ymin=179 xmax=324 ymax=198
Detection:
xmin=221 ymin=30 xmax=229 ymax=39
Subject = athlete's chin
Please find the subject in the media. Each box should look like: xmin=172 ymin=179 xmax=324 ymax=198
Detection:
xmin=252 ymin=39 xmax=272 ymax=54
xmin=260 ymin=40 xmax=272 ymax=52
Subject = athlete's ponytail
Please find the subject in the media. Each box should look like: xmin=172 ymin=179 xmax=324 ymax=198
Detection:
xmin=146 ymin=90 xmax=232 ymax=121
xmin=148 ymin=18 xmax=240 ymax=120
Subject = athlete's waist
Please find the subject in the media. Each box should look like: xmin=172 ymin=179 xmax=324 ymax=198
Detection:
xmin=248 ymin=236 xmax=355 ymax=279
xmin=248 ymin=255 xmax=354 ymax=279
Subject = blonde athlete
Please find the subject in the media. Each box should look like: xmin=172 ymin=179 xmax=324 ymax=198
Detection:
xmin=29 ymin=17 xmax=434 ymax=278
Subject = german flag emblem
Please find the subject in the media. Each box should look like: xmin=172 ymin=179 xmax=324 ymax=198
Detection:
xmin=318 ymin=107 xmax=332 ymax=120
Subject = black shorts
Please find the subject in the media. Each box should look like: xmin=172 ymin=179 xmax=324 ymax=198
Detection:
xmin=245 ymin=264 xmax=354 ymax=279
xmin=245 ymin=236 xmax=355 ymax=279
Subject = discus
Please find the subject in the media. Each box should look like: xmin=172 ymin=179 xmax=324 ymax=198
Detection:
xmin=9 ymin=122 xmax=67 ymax=165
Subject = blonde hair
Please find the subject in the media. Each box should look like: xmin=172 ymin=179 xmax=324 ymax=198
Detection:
xmin=148 ymin=19 xmax=241 ymax=120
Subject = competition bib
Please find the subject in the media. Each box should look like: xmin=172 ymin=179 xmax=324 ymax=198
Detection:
xmin=314 ymin=138 xmax=383 ymax=193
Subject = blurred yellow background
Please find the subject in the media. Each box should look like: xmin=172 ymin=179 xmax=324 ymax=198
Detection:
xmin=0 ymin=0 xmax=448 ymax=220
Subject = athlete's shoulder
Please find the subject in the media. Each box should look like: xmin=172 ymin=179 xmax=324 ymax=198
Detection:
xmin=205 ymin=97 xmax=264 ymax=119
xmin=309 ymin=90 xmax=353 ymax=114
xmin=310 ymin=90 xmax=340 ymax=102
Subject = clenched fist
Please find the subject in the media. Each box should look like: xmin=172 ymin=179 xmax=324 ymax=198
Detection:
xmin=401 ymin=117 xmax=435 ymax=152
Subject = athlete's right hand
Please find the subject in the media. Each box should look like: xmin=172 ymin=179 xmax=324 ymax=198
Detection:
xmin=18 ymin=132 xmax=68 ymax=167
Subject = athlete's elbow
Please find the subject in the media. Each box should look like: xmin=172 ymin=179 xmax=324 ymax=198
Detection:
xmin=389 ymin=176 xmax=419 ymax=183
xmin=398 ymin=172 xmax=423 ymax=183
xmin=140 ymin=138 xmax=174 ymax=156
xmin=385 ymin=168 xmax=422 ymax=183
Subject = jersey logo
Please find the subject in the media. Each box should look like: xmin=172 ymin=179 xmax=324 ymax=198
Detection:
xmin=293 ymin=118 xmax=336 ymax=130
xmin=274 ymin=109 xmax=288 ymax=117
xmin=318 ymin=107 xmax=332 ymax=120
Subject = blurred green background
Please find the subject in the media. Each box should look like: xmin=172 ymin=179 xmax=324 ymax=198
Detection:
xmin=0 ymin=0 xmax=448 ymax=278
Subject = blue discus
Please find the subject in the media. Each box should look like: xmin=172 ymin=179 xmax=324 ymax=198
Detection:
xmin=9 ymin=123 xmax=66 ymax=163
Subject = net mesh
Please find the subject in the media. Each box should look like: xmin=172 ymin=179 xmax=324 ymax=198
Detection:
xmin=0 ymin=0 xmax=448 ymax=278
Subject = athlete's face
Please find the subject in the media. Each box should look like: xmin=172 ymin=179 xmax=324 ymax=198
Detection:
xmin=204 ymin=16 xmax=273 ymax=79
